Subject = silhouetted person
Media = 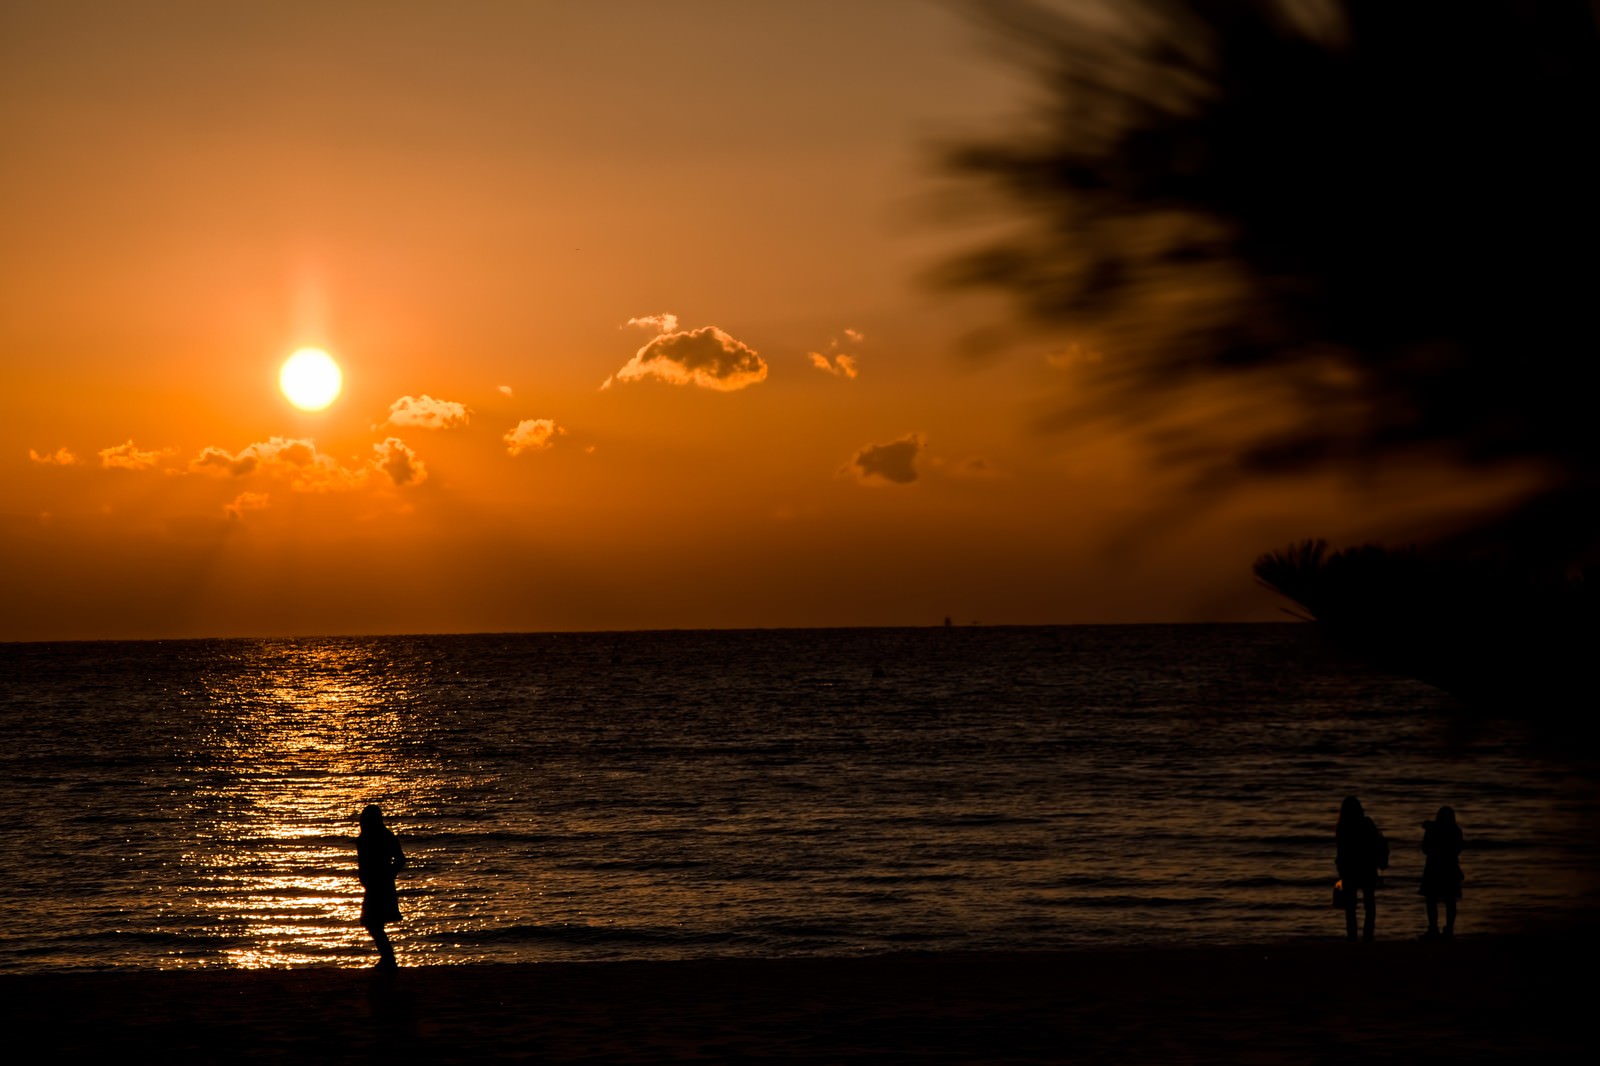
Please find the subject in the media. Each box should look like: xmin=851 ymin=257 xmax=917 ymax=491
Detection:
xmin=1419 ymin=805 xmax=1464 ymax=938
xmin=1335 ymin=796 xmax=1389 ymax=941
xmin=358 ymin=804 xmax=407 ymax=969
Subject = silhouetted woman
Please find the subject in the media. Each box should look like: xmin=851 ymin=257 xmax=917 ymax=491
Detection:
xmin=1419 ymin=805 xmax=1464 ymax=938
xmin=1335 ymin=796 xmax=1389 ymax=942
xmin=357 ymin=804 xmax=407 ymax=969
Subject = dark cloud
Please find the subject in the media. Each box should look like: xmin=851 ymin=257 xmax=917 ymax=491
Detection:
xmin=853 ymin=434 xmax=925 ymax=484
xmin=373 ymin=438 xmax=425 ymax=487
xmin=605 ymin=324 xmax=768 ymax=392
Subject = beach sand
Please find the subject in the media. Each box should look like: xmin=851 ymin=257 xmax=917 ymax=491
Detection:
xmin=5 ymin=935 xmax=1590 ymax=1063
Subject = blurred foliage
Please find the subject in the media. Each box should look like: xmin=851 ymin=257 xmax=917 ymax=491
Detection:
xmin=945 ymin=0 xmax=1600 ymax=566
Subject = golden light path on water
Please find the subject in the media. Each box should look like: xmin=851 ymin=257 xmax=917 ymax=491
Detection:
xmin=179 ymin=641 xmax=453 ymax=969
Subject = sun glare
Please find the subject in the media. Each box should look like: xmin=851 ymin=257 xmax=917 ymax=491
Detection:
xmin=280 ymin=348 xmax=343 ymax=411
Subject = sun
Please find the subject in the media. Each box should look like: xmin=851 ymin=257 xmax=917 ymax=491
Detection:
xmin=279 ymin=348 xmax=343 ymax=411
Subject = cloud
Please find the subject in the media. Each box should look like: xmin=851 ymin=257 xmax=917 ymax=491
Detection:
xmin=852 ymin=434 xmax=925 ymax=484
xmin=811 ymin=327 xmax=863 ymax=378
xmin=497 ymin=385 xmax=514 ymax=397
xmin=81 ymin=432 xmax=429 ymax=494
xmin=385 ymin=394 xmax=470 ymax=430
xmin=626 ymin=312 xmax=680 ymax=334
xmin=604 ymin=324 xmax=768 ymax=391
xmin=190 ymin=438 xmax=311 ymax=479
xmin=189 ymin=436 xmax=425 ymax=492
xmin=809 ymin=352 xmax=859 ymax=379
xmin=190 ymin=446 xmax=260 ymax=477
xmin=264 ymin=442 xmax=367 ymax=493
xmin=99 ymin=441 xmax=170 ymax=471
xmin=248 ymin=437 xmax=318 ymax=465
xmin=28 ymin=447 xmax=77 ymax=466
xmin=223 ymin=491 xmax=270 ymax=520
xmin=372 ymin=438 xmax=426 ymax=486
xmin=504 ymin=418 xmax=565 ymax=456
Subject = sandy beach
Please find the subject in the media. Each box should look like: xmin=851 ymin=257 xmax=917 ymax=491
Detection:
xmin=5 ymin=934 xmax=1591 ymax=1063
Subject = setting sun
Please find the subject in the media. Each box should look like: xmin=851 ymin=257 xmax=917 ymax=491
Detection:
xmin=280 ymin=348 xmax=343 ymax=411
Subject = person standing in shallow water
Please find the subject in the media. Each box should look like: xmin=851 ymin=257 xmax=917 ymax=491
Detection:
xmin=1419 ymin=806 xmax=1465 ymax=938
xmin=357 ymin=804 xmax=407 ymax=968
xmin=1335 ymin=796 xmax=1389 ymax=942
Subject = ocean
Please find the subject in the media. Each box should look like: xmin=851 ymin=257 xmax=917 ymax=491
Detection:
xmin=2 ymin=624 xmax=1595 ymax=973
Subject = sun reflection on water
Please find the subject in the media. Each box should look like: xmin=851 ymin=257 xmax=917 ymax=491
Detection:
xmin=9 ymin=627 xmax=1596 ymax=974
xmin=182 ymin=639 xmax=457 ymax=968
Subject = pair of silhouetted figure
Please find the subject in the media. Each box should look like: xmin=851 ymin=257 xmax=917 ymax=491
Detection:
xmin=1336 ymin=796 xmax=1465 ymax=941
xmin=358 ymin=804 xmax=407 ymax=969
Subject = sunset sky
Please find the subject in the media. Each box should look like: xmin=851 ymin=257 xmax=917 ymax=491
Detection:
xmin=0 ymin=1 xmax=1520 ymax=641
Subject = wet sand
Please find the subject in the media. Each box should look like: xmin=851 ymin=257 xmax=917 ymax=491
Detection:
xmin=4 ymin=935 xmax=1590 ymax=1063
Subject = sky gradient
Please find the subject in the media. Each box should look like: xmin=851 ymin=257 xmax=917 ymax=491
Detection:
xmin=1 ymin=1 xmax=1512 ymax=641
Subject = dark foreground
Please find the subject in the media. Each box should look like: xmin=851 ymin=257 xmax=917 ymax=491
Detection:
xmin=5 ymin=936 xmax=1591 ymax=1063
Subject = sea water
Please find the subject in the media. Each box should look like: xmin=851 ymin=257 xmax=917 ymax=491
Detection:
xmin=1 ymin=624 xmax=1595 ymax=972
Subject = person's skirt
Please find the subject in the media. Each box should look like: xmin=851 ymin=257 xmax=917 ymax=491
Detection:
xmin=1418 ymin=865 xmax=1463 ymax=900
xmin=362 ymin=884 xmax=401 ymax=925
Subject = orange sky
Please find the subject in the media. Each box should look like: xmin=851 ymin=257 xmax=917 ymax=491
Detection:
xmin=0 ymin=1 xmax=1525 ymax=641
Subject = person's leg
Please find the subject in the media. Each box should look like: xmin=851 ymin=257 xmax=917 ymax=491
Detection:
xmin=1443 ymin=899 xmax=1456 ymax=936
xmin=1344 ymin=894 xmax=1358 ymax=941
xmin=1425 ymin=897 xmax=1440 ymax=936
xmin=1362 ymin=885 xmax=1376 ymax=941
xmin=365 ymin=920 xmax=396 ymax=967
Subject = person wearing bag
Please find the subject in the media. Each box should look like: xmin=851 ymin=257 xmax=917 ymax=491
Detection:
xmin=1335 ymin=796 xmax=1389 ymax=942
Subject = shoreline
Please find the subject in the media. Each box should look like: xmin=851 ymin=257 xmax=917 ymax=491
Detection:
xmin=6 ymin=935 xmax=1591 ymax=1062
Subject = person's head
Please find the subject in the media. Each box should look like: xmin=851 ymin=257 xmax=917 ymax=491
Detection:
xmin=1340 ymin=796 xmax=1364 ymax=823
xmin=1436 ymin=805 xmax=1456 ymax=827
xmin=360 ymin=804 xmax=384 ymax=831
